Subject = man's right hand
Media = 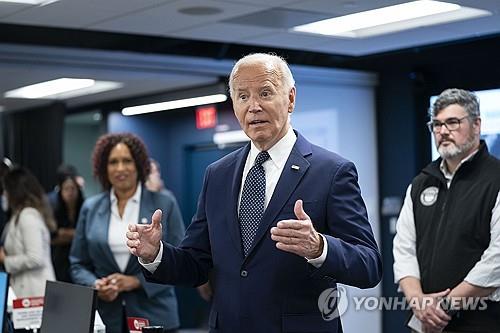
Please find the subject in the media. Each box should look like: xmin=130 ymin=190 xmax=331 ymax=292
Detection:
xmin=126 ymin=209 xmax=163 ymax=263
xmin=412 ymin=289 xmax=451 ymax=332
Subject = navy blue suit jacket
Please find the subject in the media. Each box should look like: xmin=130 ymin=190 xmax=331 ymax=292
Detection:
xmin=70 ymin=187 xmax=185 ymax=333
xmin=148 ymin=132 xmax=382 ymax=332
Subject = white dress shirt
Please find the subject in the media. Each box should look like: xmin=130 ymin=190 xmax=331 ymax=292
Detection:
xmin=142 ymin=127 xmax=328 ymax=272
xmin=238 ymin=127 xmax=297 ymax=210
xmin=393 ymin=152 xmax=500 ymax=301
xmin=110 ymin=183 xmax=141 ymax=272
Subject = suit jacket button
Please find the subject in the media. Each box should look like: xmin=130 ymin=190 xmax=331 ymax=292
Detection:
xmin=240 ymin=270 xmax=248 ymax=277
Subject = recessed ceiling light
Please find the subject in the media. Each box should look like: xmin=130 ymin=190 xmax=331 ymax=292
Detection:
xmin=122 ymin=94 xmax=227 ymax=116
xmin=92 ymin=112 xmax=102 ymax=121
xmin=292 ymin=0 xmax=491 ymax=38
xmin=178 ymin=6 xmax=222 ymax=16
xmin=0 ymin=0 xmax=59 ymax=5
xmin=4 ymin=78 xmax=123 ymax=99
xmin=53 ymin=81 xmax=123 ymax=99
xmin=341 ymin=1 xmax=359 ymax=10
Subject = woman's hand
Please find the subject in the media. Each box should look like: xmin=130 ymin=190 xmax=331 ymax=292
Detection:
xmin=94 ymin=278 xmax=119 ymax=302
xmin=106 ymin=273 xmax=141 ymax=293
xmin=51 ymin=228 xmax=75 ymax=246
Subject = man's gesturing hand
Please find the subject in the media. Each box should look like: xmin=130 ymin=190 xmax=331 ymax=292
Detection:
xmin=270 ymin=199 xmax=324 ymax=259
xmin=126 ymin=209 xmax=163 ymax=263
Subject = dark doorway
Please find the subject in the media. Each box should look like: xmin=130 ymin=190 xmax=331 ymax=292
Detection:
xmin=177 ymin=142 xmax=245 ymax=329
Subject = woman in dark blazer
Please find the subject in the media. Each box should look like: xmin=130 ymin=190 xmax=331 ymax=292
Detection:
xmin=70 ymin=133 xmax=185 ymax=333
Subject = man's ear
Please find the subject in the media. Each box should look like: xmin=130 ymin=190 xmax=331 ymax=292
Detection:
xmin=288 ymin=86 xmax=296 ymax=113
xmin=473 ymin=117 xmax=482 ymax=134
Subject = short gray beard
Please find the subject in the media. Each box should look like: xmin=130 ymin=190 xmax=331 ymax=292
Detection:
xmin=437 ymin=133 xmax=478 ymax=160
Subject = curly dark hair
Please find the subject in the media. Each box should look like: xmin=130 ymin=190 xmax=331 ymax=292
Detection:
xmin=92 ymin=133 xmax=150 ymax=191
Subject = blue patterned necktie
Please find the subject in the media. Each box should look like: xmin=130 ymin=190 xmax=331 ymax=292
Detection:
xmin=239 ymin=151 xmax=270 ymax=256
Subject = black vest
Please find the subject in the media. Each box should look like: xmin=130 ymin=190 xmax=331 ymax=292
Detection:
xmin=411 ymin=141 xmax=500 ymax=332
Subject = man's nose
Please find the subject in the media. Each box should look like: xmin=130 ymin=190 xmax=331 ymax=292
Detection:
xmin=248 ymin=96 xmax=262 ymax=113
xmin=439 ymin=124 xmax=451 ymax=134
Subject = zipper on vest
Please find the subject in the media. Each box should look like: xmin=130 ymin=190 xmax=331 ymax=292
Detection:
xmin=430 ymin=186 xmax=448 ymax=280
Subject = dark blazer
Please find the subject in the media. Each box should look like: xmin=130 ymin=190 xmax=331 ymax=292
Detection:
xmin=70 ymin=186 xmax=185 ymax=333
xmin=148 ymin=132 xmax=382 ymax=333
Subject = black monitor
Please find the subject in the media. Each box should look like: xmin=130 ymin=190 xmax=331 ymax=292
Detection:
xmin=0 ymin=272 xmax=8 ymax=333
xmin=40 ymin=281 xmax=97 ymax=333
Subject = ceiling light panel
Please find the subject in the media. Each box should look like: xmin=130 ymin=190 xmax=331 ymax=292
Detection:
xmin=0 ymin=0 xmax=58 ymax=5
xmin=122 ymin=94 xmax=227 ymax=116
xmin=4 ymin=78 xmax=122 ymax=99
xmin=292 ymin=1 xmax=491 ymax=38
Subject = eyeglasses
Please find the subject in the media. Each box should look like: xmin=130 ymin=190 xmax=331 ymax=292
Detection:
xmin=427 ymin=116 xmax=470 ymax=133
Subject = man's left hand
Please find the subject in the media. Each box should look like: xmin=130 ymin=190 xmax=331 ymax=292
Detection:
xmin=271 ymin=199 xmax=323 ymax=259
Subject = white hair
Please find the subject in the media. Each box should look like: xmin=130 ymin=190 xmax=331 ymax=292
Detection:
xmin=228 ymin=53 xmax=295 ymax=98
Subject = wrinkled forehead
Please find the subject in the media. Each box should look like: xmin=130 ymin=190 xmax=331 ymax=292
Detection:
xmin=232 ymin=62 xmax=282 ymax=89
xmin=434 ymin=103 xmax=468 ymax=119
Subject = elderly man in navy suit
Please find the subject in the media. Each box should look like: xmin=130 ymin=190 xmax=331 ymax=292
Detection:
xmin=127 ymin=53 xmax=382 ymax=333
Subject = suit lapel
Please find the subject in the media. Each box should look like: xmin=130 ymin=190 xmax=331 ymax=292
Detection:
xmin=227 ymin=144 xmax=250 ymax=259
xmin=245 ymin=133 xmax=312 ymax=257
xmin=96 ymin=195 xmax=121 ymax=272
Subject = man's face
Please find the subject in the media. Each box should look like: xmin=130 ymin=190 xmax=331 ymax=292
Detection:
xmin=231 ymin=62 xmax=295 ymax=151
xmin=433 ymin=104 xmax=480 ymax=160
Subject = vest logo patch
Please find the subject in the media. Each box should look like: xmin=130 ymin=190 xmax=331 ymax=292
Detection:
xmin=420 ymin=186 xmax=439 ymax=206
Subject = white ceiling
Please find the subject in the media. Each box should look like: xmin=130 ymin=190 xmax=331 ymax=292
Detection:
xmin=0 ymin=0 xmax=499 ymax=113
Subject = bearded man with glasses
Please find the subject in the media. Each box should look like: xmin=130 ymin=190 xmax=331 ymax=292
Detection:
xmin=393 ymin=88 xmax=500 ymax=333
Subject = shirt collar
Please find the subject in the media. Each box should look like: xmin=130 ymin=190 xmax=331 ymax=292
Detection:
xmin=249 ymin=127 xmax=297 ymax=169
xmin=110 ymin=182 xmax=142 ymax=204
xmin=439 ymin=148 xmax=480 ymax=179
xmin=249 ymin=126 xmax=297 ymax=168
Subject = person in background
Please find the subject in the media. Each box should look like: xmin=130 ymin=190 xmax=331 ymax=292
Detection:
xmin=47 ymin=164 xmax=85 ymax=203
xmin=70 ymin=133 xmax=185 ymax=333
xmin=145 ymin=158 xmax=166 ymax=194
xmin=393 ymin=88 xmax=500 ymax=332
xmin=50 ymin=172 xmax=84 ymax=282
xmin=0 ymin=167 xmax=56 ymax=297
xmin=0 ymin=158 xmax=13 ymax=245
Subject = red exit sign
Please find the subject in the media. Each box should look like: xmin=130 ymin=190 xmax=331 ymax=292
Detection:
xmin=196 ymin=106 xmax=217 ymax=129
